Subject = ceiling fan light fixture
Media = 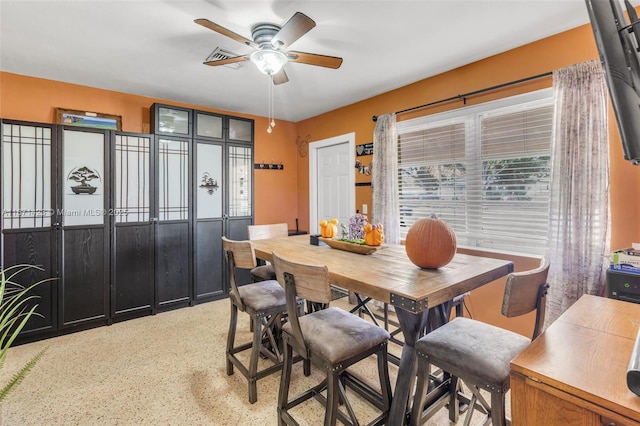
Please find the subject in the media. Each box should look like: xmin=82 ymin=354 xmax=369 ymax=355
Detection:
xmin=196 ymin=12 xmax=340 ymax=134
xmin=250 ymin=50 xmax=288 ymax=75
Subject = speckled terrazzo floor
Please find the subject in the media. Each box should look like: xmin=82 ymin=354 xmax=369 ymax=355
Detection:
xmin=0 ymin=297 xmax=507 ymax=425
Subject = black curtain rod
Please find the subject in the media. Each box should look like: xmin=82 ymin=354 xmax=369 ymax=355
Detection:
xmin=372 ymin=71 xmax=553 ymax=122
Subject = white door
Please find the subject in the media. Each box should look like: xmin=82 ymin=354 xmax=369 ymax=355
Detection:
xmin=309 ymin=133 xmax=355 ymax=235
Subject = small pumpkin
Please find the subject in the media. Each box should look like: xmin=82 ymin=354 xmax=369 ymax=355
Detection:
xmin=364 ymin=223 xmax=384 ymax=246
xmin=319 ymin=218 xmax=338 ymax=238
xmin=405 ymin=214 xmax=456 ymax=269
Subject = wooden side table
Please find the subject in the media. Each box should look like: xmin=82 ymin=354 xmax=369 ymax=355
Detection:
xmin=510 ymin=295 xmax=640 ymax=426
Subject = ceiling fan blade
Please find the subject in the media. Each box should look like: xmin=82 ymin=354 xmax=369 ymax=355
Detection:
xmin=203 ymin=56 xmax=249 ymax=66
xmin=272 ymin=69 xmax=289 ymax=85
xmin=286 ymin=51 xmax=343 ymax=69
xmin=195 ymin=18 xmax=258 ymax=48
xmin=270 ymin=12 xmax=315 ymax=49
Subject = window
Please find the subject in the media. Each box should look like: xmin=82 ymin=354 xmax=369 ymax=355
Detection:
xmin=397 ymin=89 xmax=553 ymax=255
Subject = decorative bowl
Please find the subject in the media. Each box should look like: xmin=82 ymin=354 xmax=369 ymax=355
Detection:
xmin=318 ymin=237 xmax=382 ymax=255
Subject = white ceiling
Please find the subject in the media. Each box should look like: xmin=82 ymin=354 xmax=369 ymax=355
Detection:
xmin=0 ymin=0 xmax=623 ymax=122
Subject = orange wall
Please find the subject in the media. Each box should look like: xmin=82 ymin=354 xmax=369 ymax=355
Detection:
xmin=0 ymin=72 xmax=300 ymax=229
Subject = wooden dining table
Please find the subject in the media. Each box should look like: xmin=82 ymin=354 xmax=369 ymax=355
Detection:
xmin=251 ymin=234 xmax=514 ymax=425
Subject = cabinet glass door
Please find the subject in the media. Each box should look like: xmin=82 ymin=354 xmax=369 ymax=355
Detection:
xmin=155 ymin=136 xmax=191 ymax=307
xmin=196 ymin=143 xmax=223 ymax=219
xmin=194 ymin=142 xmax=224 ymax=300
xmin=60 ymin=128 xmax=109 ymax=327
xmin=195 ymin=112 xmax=223 ymax=140
xmin=1 ymin=122 xmax=56 ymax=335
xmin=115 ymin=135 xmax=150 ymax=223
xmin=112 ymin=134 xmax=154 ymax=319
xmin=2 ymin=123 xmax=52 ymax=229
xmin=228 ymin=145 xmax=252 ymax=217
xmin=228 ymin=118 xmax=253 ymax=142
xmin=154 ymin=105 xmax=191 ymax=137
xmin=158 ymin=138 xmax=189 ymax=221
xmin=226 ymin=144 xmax=253 ymax=288
xmin=63 ymin=130 xmax=105 ymax=226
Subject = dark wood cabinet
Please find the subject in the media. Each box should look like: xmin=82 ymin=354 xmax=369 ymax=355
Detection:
xmin=194 ymin=220 xmax=224 ymax=299
xmin=112 ymin=223 xmax=154 ymax=319
xmin=58 ymin=127 xmax=110 ymax=330
xmin=1 ymin=121 xmax=58 ymax=338
xmin=1 ymin=106 xmax=254 ymax=342
xmin=155 ymin=221 xmax=191 ymax=308
xmin=111 ymin=132 xmax=154 ymax=321
xmin=60 ymin=227 xmax=109 ymax=327
xmin=154 ymin=134 xmax=192 ymax=310
xmin=193 ymin=117 xmax=255 ymax=301
xmin=2 ymin=228 xmax=56 ymax=335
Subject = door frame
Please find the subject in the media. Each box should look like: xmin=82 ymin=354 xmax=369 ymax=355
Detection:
xmin=308 ymin=132 xmax=355 ymax=234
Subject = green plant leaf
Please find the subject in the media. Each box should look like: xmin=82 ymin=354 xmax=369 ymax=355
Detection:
xmin=0 ymin=264 xmax=54 ymax=402
xmin=0 ymin=347 xmax=47 ymax=404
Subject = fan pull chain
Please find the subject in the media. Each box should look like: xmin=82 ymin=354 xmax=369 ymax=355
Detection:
xmin=267 ymin=76 xmax=272 ymax=133
xmin=267 ymin=75 xmax=276 ymax=133
xmin=270 ymin=76 xmax=276 ymax=129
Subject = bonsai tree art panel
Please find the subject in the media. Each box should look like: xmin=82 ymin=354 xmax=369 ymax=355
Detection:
xmin=62 ymin=129 xmax=105 ymax=227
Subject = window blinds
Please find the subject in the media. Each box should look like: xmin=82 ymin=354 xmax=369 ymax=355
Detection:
xmin=397 ymin=92 xmax=553 ymax=255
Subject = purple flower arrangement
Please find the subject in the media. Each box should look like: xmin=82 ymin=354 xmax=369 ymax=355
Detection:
xmin=348 ymin=213 xmax=368 ymax=240
xmin=336 ymin=214 xmax=384 ymax=245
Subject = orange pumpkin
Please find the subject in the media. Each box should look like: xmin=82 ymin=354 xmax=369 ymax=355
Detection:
xmin=364 ymin=223 xmax=384 ymax=246
xmin=319 ymin=218 xmax=338 ymax=238
xmin=405 ymin=215 xmax=456 ymax=269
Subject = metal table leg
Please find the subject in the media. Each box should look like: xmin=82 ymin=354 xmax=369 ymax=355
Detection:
xmin=387 ymin=301 xmax=453 ymax=426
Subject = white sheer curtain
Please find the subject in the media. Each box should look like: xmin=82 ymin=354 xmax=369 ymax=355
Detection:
xmin=372 ymin=113 xmax=400 ymax=244
xmin=546 ymin=60 xmax=610 ymax=325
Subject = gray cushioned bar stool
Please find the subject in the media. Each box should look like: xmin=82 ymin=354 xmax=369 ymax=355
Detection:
xmin=247 ymin=223 xmax=288 ymax=282
xmin=272 ymin=251 xmax=393 ymax=426
xmin=222 ymin=237 xmax=302 ymax=404
xmin=410 ymin=256 xmax=550 ymax=426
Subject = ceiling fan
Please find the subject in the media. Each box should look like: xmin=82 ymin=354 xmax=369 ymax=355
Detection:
xmin=194 ymin=12 xmax=343 ymax=85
